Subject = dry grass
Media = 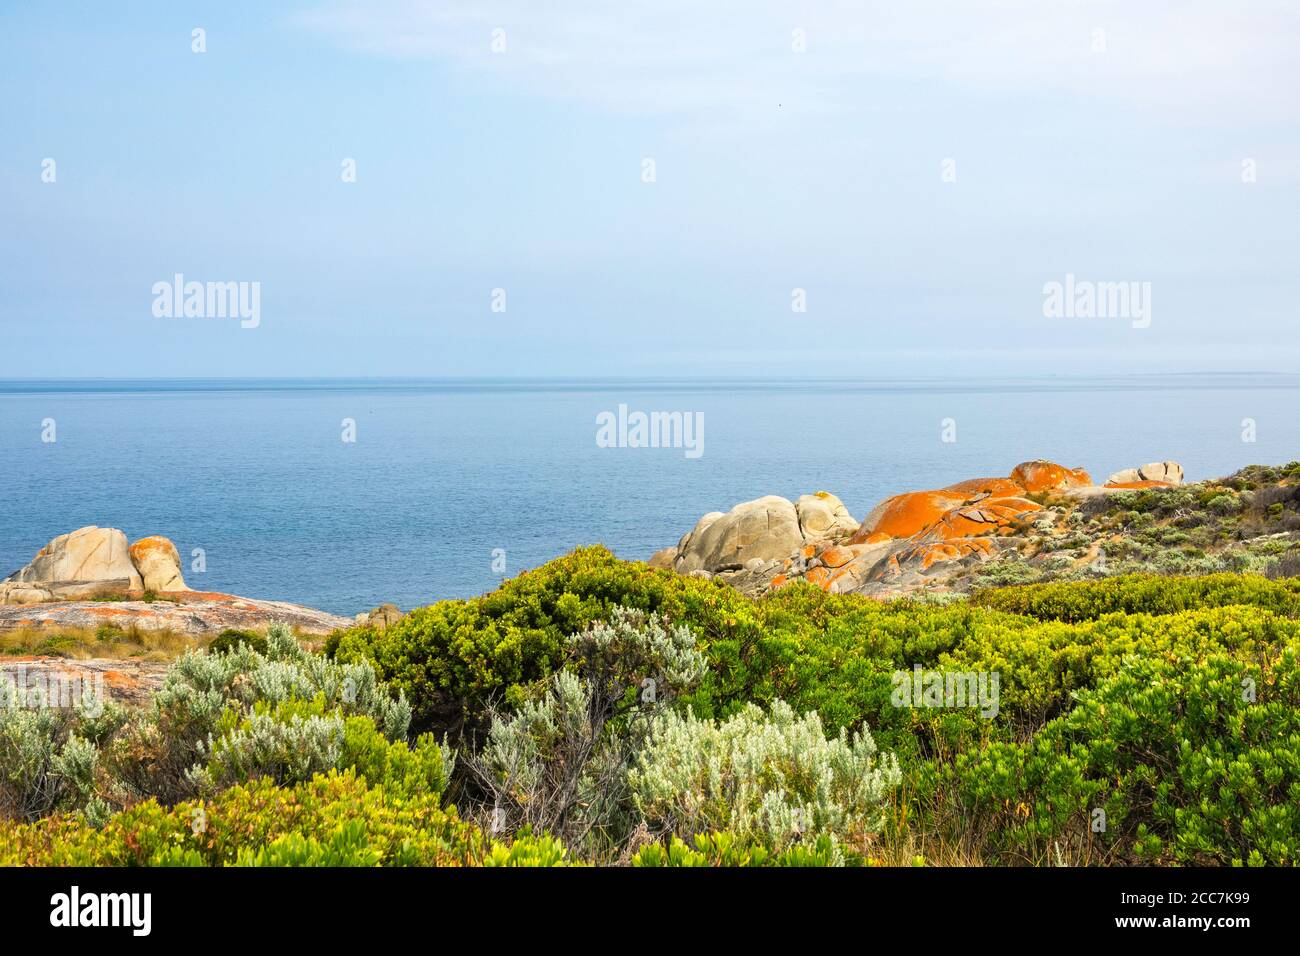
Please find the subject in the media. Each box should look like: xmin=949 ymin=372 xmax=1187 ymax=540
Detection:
xmin=0 ymin=623 xmax=202 ymax=661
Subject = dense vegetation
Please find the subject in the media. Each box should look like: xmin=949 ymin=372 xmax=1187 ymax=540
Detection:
xmin=960 ymin=461 xmax=1300 ymax=588
xmin=4 ymin=539 xmax=1298 ymax=866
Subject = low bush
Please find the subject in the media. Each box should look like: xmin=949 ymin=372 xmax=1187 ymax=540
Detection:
xmin=972 ymin=573 xmax=1300 ymax=622
xmin=207 ymin=629 xmax=268 ymax=656
xmin=945 ymin=641 xmax=1300 ymax=865
xmin=628 ymin=700 xmax=900 ymax=852
xmin=467 ymin=607 xmax=705 ymax=851
xmin=631 ymin=831 xmax=846 ymax=867
xmin=0 ymin=771 xmax=480 ymax=866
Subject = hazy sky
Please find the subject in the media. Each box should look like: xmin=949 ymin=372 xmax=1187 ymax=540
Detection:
xmin=3 ymin=1 xmax=1298 ymax=378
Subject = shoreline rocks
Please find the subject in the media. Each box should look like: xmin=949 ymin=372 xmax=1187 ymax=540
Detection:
xmin=0 ymin=590 xmax=355 ymax=637
xmin=650 ymin=458 xmax=1185 ymax=599
xmin=657 ymin=491 xmax=861 ymax=581
xmin=127 ymin=536 xmax=188 ymax=592
xmin=4 ymin=527 xmax=143 ymax=595
xmin=1 ymin=526 xmax=351 ymax=637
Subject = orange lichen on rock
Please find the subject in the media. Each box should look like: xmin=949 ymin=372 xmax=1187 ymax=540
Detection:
xmin=768 ymin=574 xmax=789 ymax=589
xmin=805 ymin=566 xmax=831 ymax=588
xmin=925 ymin=497 xmax=1042 ymax=540
xmin=819 ymin=545 xmax=854 ymax=569
xmin=840 ymin=459 xmax=1094 ymax=579
xmin=942 ymin=477 xmax=1027 ymax=499
xmin=899 ymin=538 xmax=996 ymax=571
xmin=850 ymin=491 xmax=968 ymax=542
xmin=1009 ymin=460 xmax=1092 ymax=493
xmin=851 ymin=460 xmax=1089 ymax=547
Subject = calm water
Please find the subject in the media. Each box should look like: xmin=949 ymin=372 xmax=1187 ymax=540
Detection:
xmin=2 ymin=375 xmax=1298 ymax=615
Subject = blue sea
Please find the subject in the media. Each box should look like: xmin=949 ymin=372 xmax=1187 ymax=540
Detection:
xmin=2 ymin=375 xmax=1298 ymax=616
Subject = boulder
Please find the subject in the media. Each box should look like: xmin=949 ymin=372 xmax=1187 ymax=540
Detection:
xmin=647 ymin=547 xmax=677 ymax=569
xmin=4 ymin=527 xmax=142 ymax=592
xmin=1107 ymin=461 xmax=1184 ymax=486
xmin=128 ymin=536 xmax=187 ymax=592
xmin=0 ymin=583 xmax=53 ymax=605
xmin=795 ymin=492 xmax=859 ymax=540
xmin=355 ymin=603 xmax=404 ymax=630
xmin=942 ymin=477 xmax=1026 ymax=499
xmin=0 ymin=593 xmax=355 ymax=637
xmin=923 ymin=497 xmax=1042 ymax=540
xmin=850 ymin=491 xmax=968 ymax=542
xmin=1009 ymin=460 xmax=1093 ymax=493
xmin=675 ymin=495 xmax=804 ymax=573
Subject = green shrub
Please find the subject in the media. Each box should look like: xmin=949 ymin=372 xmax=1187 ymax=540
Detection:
xmin=0 ymin=771 xmax=484 ymax=866
xmin=481 ymin=832 xmax=572 ymax=867
xmin=4 ymin=623 xmax=418 ymax=817
xmin=327 ymin=547 xmax=735 ymax=737
xmin=208 ymin=629 xmax=268 ymax=656
xmin=947 ymin=641 xmax=1300 ymax=865
xmin=973 ymin=573 xmax=1300 ymax=622
xmin=631 ymin=831 xmax=846 ymax=867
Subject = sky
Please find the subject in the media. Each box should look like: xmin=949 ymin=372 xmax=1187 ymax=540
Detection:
xmin=2 ymin=0 xmax=1298 ymax=378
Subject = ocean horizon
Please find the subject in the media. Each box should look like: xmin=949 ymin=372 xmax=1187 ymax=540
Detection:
xmin=4 ymin=373 xmax=1298 ymax=615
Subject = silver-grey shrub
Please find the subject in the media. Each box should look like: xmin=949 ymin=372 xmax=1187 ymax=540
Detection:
xmin=193 ymin=711 xmax=346 ymax=792
xmin=0 ymin=706 xmax=99 ymax=821
xmin=628 ymin=700 xmax=902 ymax=851
xmin=110 ymin=621 xmax=410 ymax=804
xmin=470 ymin=606 xmax=707 ymax=850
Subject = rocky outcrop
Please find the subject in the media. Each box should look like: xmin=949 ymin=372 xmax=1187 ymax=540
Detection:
xmin=0 ymin=591 xmax=354 ymax=637
xmin=2 ymin=526 xmax=191 ymax=605
xmin=658 ymin=491 xmax=860 ymax=579
xmin=651 ymin=458 xmax=1185 ymax=599
xmin=1010 ymin=460 xmax=1093 ymax=493
xmin=128 ymin=536 xmax=188 ymax=592
xmin=795 ymin=492 xmax=859 ymax=540
xmin=1 ymin=526 xmax=352 ymax=637
xmin=4 ymin=527 xmax=142 ymax=593
xmin=1106 ymin=461 xmax=1184 ymax=487
xmin=0 ymin=657 xmax=169 ymax=709
xmin=355 ymin=603 xmax=405 ymax=629
xmin=673 ymin=496 xmax=805 ymax=574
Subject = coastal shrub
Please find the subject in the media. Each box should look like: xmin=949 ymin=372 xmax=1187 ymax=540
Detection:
xmin=0 ymin=706 xmax=99 ymax=821
xmin=328 ymin=546 xmax=993 ymax=740
xmin=327 ymin=547 xmax=743 ymax=737
xmin=0 ymin=769 xmax=580 ymax=867
xmin=631 ymin=831 xmax=846 ymax=867
xmin=208 ymin=628 xmax=268 ymax=656
xmin=328 ymin=549 xmax=1300 ymax=768
xmin=9 ymin=623 xmax=419 ymax=812
xmin=1268 ymin=551 xmax=1300 ymax=581
xmin=628 ymin=700 xmax=901 ymax=852
xmin=468 ymin=608 xmax=705 ymax=849
xmin=946 ymin=641 xmax=1300 ymax=865
xmin=196 ymin=705 xmax=345 ymax=792
xmin=481 ymin=832 xmax=573 ymax=867
xmin=972 ymin=573 xmax=1300 ymax=622
xmin=0 ymin=771 xmax=486 ymax=867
